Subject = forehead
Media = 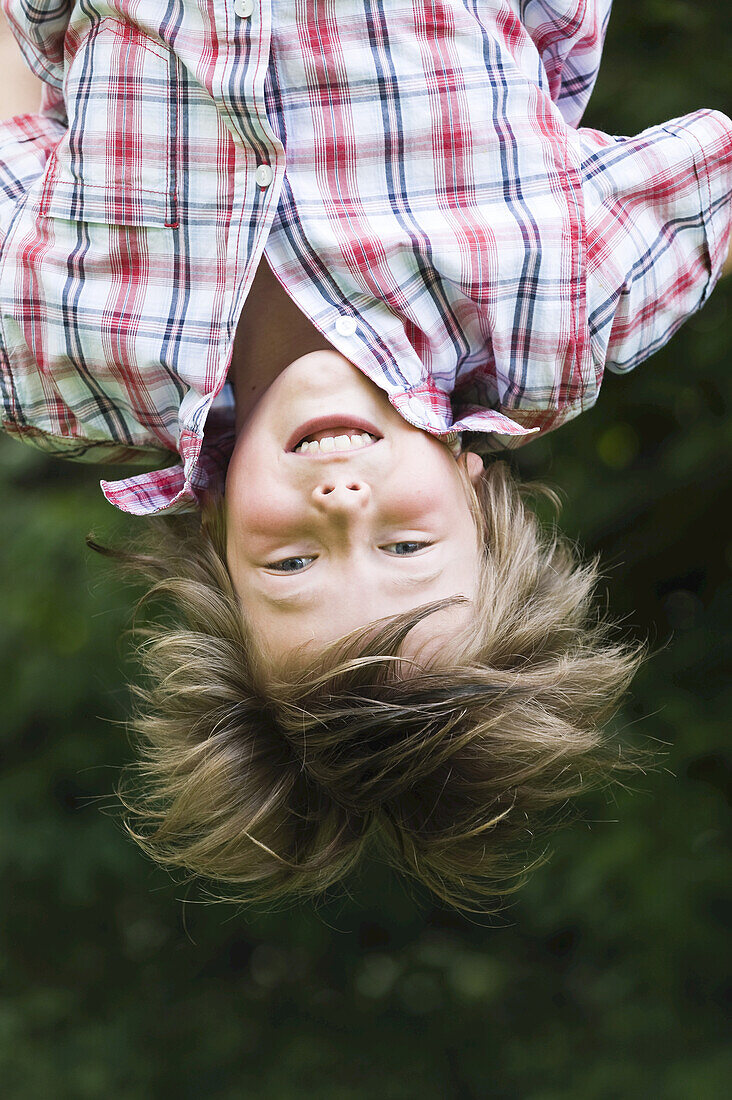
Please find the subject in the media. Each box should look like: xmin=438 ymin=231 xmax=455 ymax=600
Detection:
xmin=271 ymin=600 xmax=478 ymax=676
xmin=240 ymin=549 xmax=481 ymax=664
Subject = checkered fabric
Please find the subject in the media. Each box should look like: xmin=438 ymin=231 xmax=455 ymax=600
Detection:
xmin=0 ymin=0 xmax=730 ymax=514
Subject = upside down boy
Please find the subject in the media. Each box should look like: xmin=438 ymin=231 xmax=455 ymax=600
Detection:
xmin=1 ymin=1 xmax=730 ymax=909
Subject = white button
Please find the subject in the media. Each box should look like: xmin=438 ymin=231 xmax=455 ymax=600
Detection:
xmin=254 ymin=163 xmax=273 ymax=188
xmin=335 ymin=315 xmax=357 ymax=337
xmin=234 ymin=0 xmax=254 ymax=17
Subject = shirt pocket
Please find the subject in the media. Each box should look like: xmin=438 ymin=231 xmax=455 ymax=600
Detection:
xmin=38 ymin=18 xmax=179 ymax=228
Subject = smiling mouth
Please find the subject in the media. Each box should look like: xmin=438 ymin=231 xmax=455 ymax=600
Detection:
xmin=286 ymin=416 xmax=383 ymax=454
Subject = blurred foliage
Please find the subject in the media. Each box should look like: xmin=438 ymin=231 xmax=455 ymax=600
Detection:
xmin=1 ymin=2 xmax=730 ymax=1097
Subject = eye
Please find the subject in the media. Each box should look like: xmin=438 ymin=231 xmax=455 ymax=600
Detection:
xmin=266 ymin=556 xmax=316 ymax=573
xmin=382 ymin=541 xmax=433 ymax=555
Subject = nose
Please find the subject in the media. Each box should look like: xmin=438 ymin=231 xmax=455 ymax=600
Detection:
xmin=311 ymin=477 xmax=371 ymax=513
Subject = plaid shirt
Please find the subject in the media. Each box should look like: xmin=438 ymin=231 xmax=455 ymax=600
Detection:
xmin=0 ymin=0 xmax=730 ymax=516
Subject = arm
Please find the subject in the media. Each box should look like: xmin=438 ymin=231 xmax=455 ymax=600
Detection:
xmin=0 ymin=12 xmax=43 ymax=120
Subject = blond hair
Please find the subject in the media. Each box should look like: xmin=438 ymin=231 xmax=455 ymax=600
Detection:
xmin=88 ymin=458 xmax=648 ymax=913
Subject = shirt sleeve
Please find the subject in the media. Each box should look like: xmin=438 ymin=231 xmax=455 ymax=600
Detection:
xmin=516 ymin=0 xmax=614 ymax=127
xmin=0 ymin=102 xmax=65 ymax=236
xmin=578 ymin=109 xmax=732 ymax=376
xmin=0 ymin=0 xmax=70 ymax=88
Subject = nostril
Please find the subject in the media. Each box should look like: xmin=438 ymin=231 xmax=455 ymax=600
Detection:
xmin=316 ymin=482 xmax=365 ymax=497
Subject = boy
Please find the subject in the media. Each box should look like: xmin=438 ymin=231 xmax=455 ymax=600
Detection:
xmin=1 ymin=2 xmax=730 ymax=910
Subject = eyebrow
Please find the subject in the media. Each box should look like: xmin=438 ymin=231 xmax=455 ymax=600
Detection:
xmin=258 ymin=566 xmax=445 ymax=609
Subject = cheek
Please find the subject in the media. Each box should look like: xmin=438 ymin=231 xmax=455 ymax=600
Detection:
xmin=225 ymin=450 xmax=297 ymax=540
xmin=225 ymin=484 xmax=300 ymax=588
xmin=395 ymin=454 xmax=465 ymax=517
xmin=227 ymin=478 xmax=298 ymax=540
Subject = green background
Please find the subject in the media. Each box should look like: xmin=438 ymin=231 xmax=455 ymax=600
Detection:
xmin=1 ymin=3 xmax=729 ymax=1097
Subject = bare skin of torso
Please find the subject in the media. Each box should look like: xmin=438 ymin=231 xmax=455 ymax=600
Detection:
xmin=229 ymin=255 xmax=336 ymax=434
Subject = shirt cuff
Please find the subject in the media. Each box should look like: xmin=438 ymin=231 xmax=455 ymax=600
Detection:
xmin=580 ymin=107 xmax=732 ymax=376
xmin=100 ymin=464 xmax=201 ymax=515
xmin=661 ymin=108 xmax=732 ymax=302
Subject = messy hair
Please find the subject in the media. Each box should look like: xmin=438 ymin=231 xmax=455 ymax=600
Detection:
xmin=88 ymin=458 xmax=648 ymax=913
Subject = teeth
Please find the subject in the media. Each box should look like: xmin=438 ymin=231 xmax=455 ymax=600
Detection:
xmin=295 ymin=432 xmax=376 ymax=454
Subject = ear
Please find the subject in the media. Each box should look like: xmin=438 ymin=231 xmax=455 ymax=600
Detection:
xmin=461 ymin=451 xmax=484 ymax=485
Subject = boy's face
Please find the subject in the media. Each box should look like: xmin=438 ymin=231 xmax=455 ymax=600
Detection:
xmin=224 ymin=351 xmax=483 ymax=664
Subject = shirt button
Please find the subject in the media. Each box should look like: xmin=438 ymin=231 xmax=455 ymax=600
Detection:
xmin=335 ymin=315 xmax=357 ymax=337
xmin=234 ymin=0 xmax=254 ymax=17
xmin=254 ymin=163 xmax=273 ymax=188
